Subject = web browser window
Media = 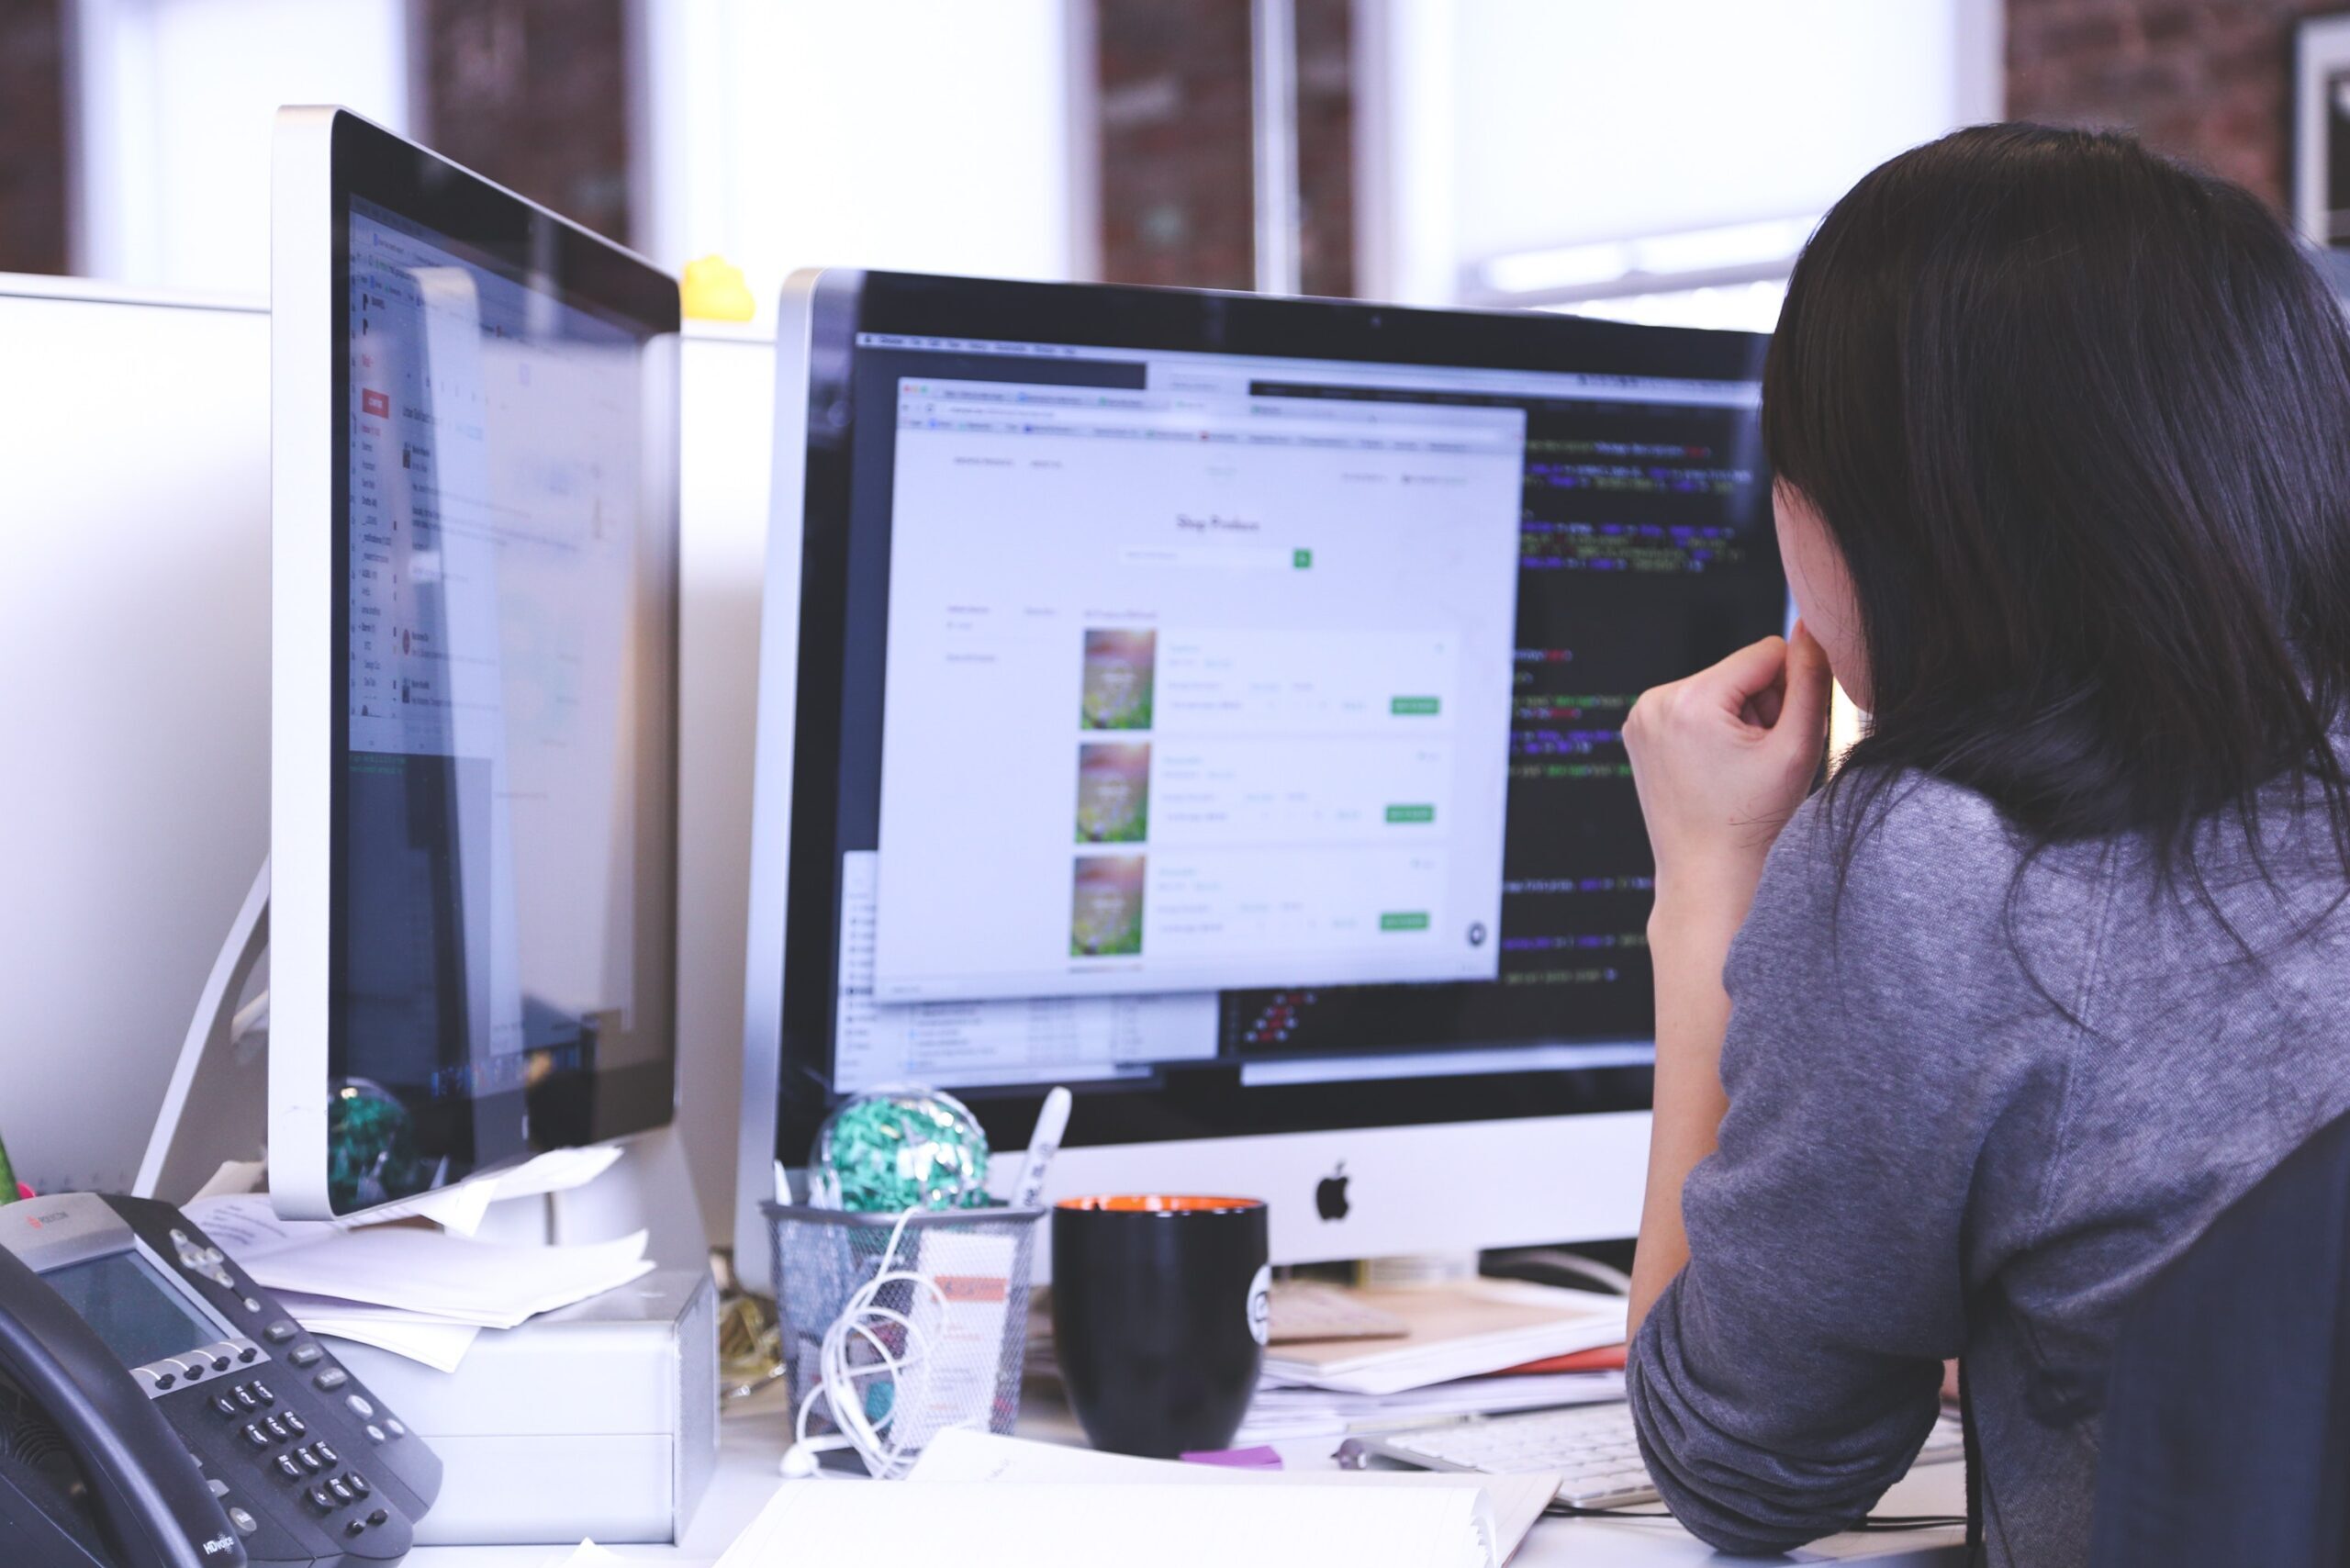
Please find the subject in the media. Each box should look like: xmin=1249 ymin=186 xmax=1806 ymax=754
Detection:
xmin=868 ymin=372 xmax=1528 ymax=1002
xmin=822 ymin=328 xmax=1774 ymax=1104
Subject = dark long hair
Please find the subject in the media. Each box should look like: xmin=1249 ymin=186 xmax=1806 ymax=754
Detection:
xmin=1765 ymin=124 xmax=2350 ymax=890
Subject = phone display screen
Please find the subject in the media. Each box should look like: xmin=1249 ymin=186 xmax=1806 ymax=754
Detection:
xmin=43 ymin=1252 xmax=223 ymax=1371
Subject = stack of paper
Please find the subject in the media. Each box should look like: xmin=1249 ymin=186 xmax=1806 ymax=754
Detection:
xmin=1260 ymin=1279 xmax=1627 ymax=1396
xmin=186 ymin=1192 xmax=654 ymax=1373
xmin=337 ymin=1146 xmax=626 ymax=1237
xmin=1236 ymin=1370 xmax=1626 ymax=1444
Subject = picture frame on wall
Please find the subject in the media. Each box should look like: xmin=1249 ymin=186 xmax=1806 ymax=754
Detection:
xmin=2294 ymin=13 xmax=2350 ymax=250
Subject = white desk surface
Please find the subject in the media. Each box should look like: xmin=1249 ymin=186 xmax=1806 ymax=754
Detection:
xmin=408 ymin=1392 xmax=1966 ymax=1567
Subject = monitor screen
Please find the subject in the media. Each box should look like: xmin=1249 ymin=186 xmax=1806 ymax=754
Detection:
xmin=773 ymin=274 xmax=1785 ymax=1163
xmin=43 ymin=1252 xmax=225 ymax=1372
xmin=322 ymin=125 xmax=679 ymax=1214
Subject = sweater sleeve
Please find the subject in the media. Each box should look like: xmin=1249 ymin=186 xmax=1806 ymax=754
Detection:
xmin=1625 ymin=784 xmax=2069 ymax=1553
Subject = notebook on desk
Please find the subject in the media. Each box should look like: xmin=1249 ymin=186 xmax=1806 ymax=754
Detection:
xmin=1264 ymin=1279 xmax=1628 ymax=1395
xmin=716 ymin=1483 xmax=1500 ymax=1568
xmin=709 ymin=1430 xmax=1561 ymax=1568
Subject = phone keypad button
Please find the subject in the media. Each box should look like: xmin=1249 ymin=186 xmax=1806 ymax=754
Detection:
xmin=279 ymin=1411 xmax=303 ymax=1435
xmin=242 ymin=1425 xmax=272 ymax=1450
xmin=345 ymin=1473 xmax=370 ymax=1498
xmin=296 ymin=1445 xmax=324 ymax=1472
xmin=275 ymin=1455 xmax=304 ymax=1482
xmin=312 ymin=1441 xmax=338 ymax=1466
xmin=265 ymin=1416 xmax=292 ymax=1442
xmin=234 ymin=1386 xmax=259 ymax=1410
xmin=328 ymin=1478 xmax=356 ymax=1506
xmin=254 ymin=1384 xmax=278 ymax=1408
xmin=212 ymin=1395 xmax=239 ymax=1419
xmin=308 ymin=1485 xmax=336 ymax=1513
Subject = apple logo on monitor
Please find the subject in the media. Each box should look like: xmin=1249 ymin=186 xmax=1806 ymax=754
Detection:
xmin=1315 ymin=1162 xmax=1350 ymax=1222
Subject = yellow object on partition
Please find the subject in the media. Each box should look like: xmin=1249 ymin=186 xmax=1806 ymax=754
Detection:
xmin=682 ymin=254 xmax=756 ymax=322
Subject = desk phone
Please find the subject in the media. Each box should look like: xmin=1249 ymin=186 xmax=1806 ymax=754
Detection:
xmin=0 ymin=1193 xmax=441 ymax=1567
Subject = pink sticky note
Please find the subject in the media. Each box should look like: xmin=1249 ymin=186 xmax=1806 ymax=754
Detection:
xmin=1179 ymin=1445 xmax=1284 ymax=1471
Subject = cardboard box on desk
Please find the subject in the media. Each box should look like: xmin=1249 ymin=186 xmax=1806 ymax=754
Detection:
xmin=330 ymin=1269 xmax=720 ymax=1545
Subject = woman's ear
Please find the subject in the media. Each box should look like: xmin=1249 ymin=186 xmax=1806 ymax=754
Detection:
xmin=1772 ymin=484 xmax=1869 ymax=711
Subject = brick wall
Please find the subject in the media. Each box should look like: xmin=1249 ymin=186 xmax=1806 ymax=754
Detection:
xmin=1093 ymin=0 xmax=1355 ymax=294
xmin=419 ymin=0 xmax=632 ymax=246
xmin=1294 ymin=0 xmax=1355 ymax=297
xmin=1096 ymin=0 xmax=1256 ymax=289
xmin=0 ymin=0 xmax=69 ymax=275
xmin=2008 ymin=0 xmax=2337 ymax=208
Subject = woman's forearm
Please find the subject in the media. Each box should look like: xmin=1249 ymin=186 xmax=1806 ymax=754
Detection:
xmin=1627 ymin=889 xmax=1750 ymax=1337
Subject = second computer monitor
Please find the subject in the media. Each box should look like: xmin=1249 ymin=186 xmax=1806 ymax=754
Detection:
xmin=272 ymin=108 xmax=683 ymax=1220
xmin=739 ymin=272 xmax=1783 ymax=1275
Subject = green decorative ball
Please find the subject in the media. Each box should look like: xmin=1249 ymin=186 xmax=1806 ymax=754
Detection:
xmin=813 ymin=1086 xmax=991 ymax=1214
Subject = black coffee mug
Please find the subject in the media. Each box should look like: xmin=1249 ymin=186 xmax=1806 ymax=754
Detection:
xmin=1051 ymin=1194 xmax=1270 ymax=1457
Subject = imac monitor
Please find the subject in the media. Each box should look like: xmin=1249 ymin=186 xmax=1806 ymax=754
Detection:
xmin=738 ymin=271 xmax=1782 ymax=1274
xmin=271 ymin=108 xmax=682 ymax=1219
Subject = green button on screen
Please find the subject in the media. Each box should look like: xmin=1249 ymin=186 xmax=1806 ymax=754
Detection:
xmin=1385 ymin=804 xmax=1435 ymax=823
xmin=1380 ymin=912 xmax=1431 ymax=931
xmin=1391 ymin=696 xmax=1440 ymax=715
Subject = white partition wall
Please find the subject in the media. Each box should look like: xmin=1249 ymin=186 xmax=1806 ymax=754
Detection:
xmin=0 ymin=279 xmax=274 ymax=1193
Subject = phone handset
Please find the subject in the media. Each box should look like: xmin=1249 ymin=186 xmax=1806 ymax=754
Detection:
xmin=0 ymin=1246 xmax=243 ymax=1568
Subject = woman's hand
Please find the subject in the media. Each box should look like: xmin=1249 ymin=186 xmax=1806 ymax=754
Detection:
xmin=1624 ymin=622 xmax=1834 ymax=927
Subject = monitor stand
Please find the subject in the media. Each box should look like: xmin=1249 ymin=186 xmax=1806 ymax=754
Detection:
xmin=137 ymin=858 xmax=704 ymax=1271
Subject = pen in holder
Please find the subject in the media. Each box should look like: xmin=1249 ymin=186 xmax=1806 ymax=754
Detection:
xmin=763 ymin=1199 xmax=1046 ymax=1477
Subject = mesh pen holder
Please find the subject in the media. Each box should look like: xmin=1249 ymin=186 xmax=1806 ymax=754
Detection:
xmin=763 ymin=1200 xmax=1046 ymax=1471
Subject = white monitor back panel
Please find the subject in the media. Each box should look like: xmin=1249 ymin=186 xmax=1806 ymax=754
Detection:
xmin=0 ymin=279 xmax=273 ymax=1193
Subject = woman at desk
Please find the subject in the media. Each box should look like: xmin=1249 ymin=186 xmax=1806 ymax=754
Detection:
xmin=1618 ymin=122 xmax=2350 ymax=1567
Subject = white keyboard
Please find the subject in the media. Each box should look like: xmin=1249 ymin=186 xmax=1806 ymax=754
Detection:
xmin=1360 ymin=1402 xmax=1968 ymax=1509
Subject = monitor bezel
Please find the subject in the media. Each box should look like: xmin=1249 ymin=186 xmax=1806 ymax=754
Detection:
xmin=270 ymin=106 xmax=682 ymax=1220
xmin=765 ymin=268 xmax=1775 ymax=1172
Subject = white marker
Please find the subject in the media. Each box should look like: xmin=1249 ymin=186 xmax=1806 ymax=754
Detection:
xmin=1010 ymin=1087 xmax=1073 ymax=1210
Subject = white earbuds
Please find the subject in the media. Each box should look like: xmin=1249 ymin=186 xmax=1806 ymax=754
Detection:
xmin=783 ymin=1208 xmax=948 ymax=1481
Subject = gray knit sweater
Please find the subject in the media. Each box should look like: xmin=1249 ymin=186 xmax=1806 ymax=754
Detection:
xmin=1626 ymin=770 xmax=2350 ymax=1566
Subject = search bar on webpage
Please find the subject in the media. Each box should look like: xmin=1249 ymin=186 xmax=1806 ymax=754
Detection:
xmin=1119 ymin=544 xmax=1305 ymax=572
